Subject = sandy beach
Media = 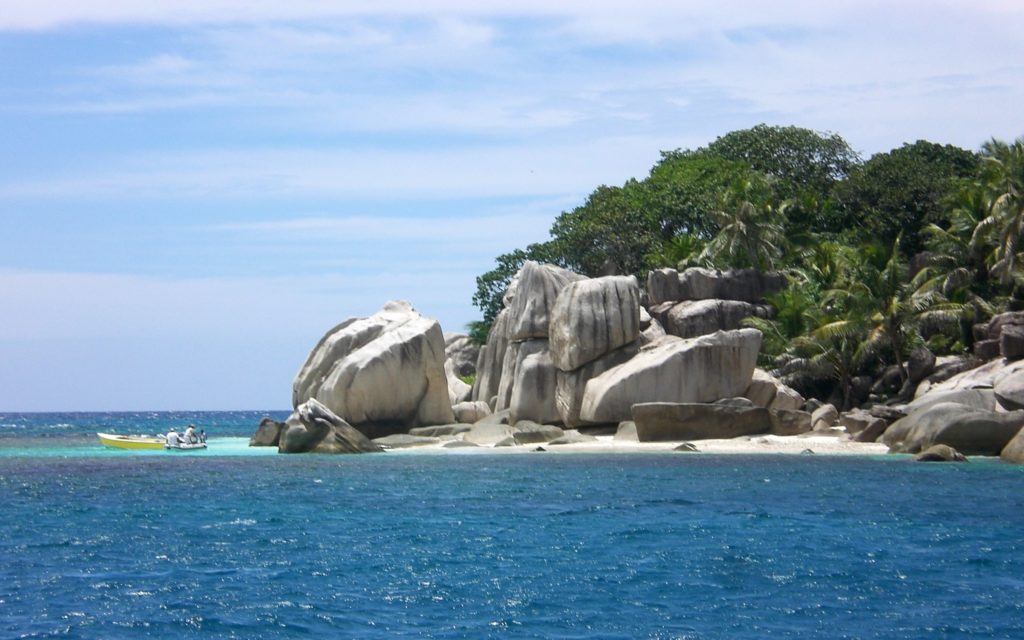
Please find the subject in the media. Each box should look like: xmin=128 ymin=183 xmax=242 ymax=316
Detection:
xmin=385 ymin=433 xmax=893 ymax=456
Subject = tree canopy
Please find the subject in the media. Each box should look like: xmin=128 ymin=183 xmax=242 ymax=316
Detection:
xmin=706 ymin=123 xmax=860 ymax=201
xmin=471 ymin=124 xmax=995 ymax=378
xmin=833 ymin=140 xmax=980 ymax=253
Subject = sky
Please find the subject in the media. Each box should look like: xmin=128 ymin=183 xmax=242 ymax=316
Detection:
xmin=1 ymin=1 xmax=1023 ymax=411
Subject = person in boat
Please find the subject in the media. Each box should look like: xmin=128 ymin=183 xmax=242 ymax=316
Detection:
xmin=183 ymin=424 xmax=198 ymax=444
xmin=166 ymin=427 xmax=181 ymax=447
xmin=199 ymin=429 xmax=207 ymax=444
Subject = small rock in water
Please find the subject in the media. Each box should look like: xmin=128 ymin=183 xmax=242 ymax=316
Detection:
xmin=800 ymin=448 xmax=815 ymax=455
xmin=913 ymin=444 xmax=968 ymax=462
xmin=533 ymin=446 xmax=546 ymax=452
xmin=674 ymin=442 xmax=699 ymax=452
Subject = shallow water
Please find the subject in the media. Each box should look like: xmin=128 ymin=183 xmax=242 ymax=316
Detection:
xmin=2 ymin=413 xmax=1023 ymax=638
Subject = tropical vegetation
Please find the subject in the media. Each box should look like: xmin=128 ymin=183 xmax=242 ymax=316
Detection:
xmin=471 ymin=125 xmax=1024 ymax=408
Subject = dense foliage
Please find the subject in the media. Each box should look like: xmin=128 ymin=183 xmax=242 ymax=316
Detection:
xmin=470 ymin=124 xmax=1024 ymax=408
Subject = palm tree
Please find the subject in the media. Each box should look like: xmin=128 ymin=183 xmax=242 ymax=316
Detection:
xmin=644 ymin=233 xmax=705 ymax=271
xmin=786 ymin=297 xmax=871 ymax=411
xmin=699 ymin=178 xmax=786 ymax=271
xmin=917 ymin=184 xmax=997 ymax=350
xmin=743 ymin=276 xmax=820 ymax=365
xmin=777 ymin=238 xmax=927 ymax=407
xmin=973 ymin=137 xmax=1024 ymax=285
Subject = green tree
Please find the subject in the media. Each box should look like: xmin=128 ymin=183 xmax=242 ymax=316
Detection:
xmin=645 ymin=233 xmax=706 ymax=270
xmin=706 ymin=123 xmax=860 ymax=201
xmin=472 ymin=242 xmax=561 ymax=331
xmin=834 ymin=140 xmax=980 ymax=254
xmin=743 ymin=277 xmax=821 ymax=364
xmin=546 ymin=182 xmax=655 ymax=277
xmin=918 ymin=184 xmax=997 ymax=350
xmin=972 ymin=137 xmax=1024 ymax=285
xmin=640 ymin=149 xmax=754 ymax=241
xmin=699 ymin=177 xmax=785 ymax=270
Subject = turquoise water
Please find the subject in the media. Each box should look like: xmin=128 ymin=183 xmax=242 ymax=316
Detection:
xmin=2 ymin=412 xmax=1024 ymax=638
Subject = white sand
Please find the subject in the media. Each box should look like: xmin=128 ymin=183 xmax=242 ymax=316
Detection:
xmin=387 ymin=434 xmax=892 ymax=456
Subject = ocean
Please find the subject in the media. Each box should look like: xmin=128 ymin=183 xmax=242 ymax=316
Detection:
xmin=1 ymin=411 xmax=1023 ymax=638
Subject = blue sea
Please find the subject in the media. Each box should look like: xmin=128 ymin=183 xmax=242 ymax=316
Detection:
xmin=2 ymin=412 xmax=1023 ymax=638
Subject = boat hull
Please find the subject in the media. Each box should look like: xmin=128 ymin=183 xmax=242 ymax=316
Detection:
xmin=165 ymin=442 xmax=207 ymax=451
xmin=97 ymin=432 xmax=166 ymax=450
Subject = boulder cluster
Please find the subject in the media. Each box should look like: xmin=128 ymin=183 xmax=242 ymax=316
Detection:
xmin=250 ymin=262 xmax=1024 ymax=463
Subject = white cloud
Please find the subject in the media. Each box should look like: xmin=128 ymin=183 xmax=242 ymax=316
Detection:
xmin=0 ymin=136 xmax=665 ymax=200
xmin=0 ymin=267 xmax=482 ymax=341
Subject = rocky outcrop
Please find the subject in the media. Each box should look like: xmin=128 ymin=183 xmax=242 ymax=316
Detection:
xmin=770 ymin=384 xmax=805 ymax=412
xmin=810 ymin=404 xmax=839 ymax=432
xmin=994 ymin=363 xmax=1024 ymax=410
xmin=555 ymin=342 xmax=639 ymax=428
xmin=745 ymin=369 xmax=805 ymax=411
xmin=839 ymin=409 xmax=886 ymax=439
xmin=769 ymin=409 xmax=812 ymax=436
xmin=471 ymin=310 xmax=511 ymax=405
xmin=446 ymin=359 xmax=472 ymax=405
xmin=1001 ymin=325 xmax=1024 ymax=360
xmin=249 ymin=416 xmax=285 ymax=447
xmin=882 ymin=402 xmax=1024 ymax=455
xmin=463 ymin=423 xmax=516 ymax=445
xmin=548 ymin=430 xmax=599 ymax=445
xmin=505 ymin=261 xmax=586 ymax=342
xmin=451 ymin=401 xmax=491 ymax=424
xmin=907 ymin=388 xmax=997 ymax=414
xmin=444 ymin=333 xmax=479 ymax=378
xmin=647 ymin=267 xmax=785 ymax=305
xmin=1000 ymin=427 xmax=1024 ymax=463
xmin=291 ymin=301 xmax=454 ymax=437
xmin=409 ymin=423 xmax=473 ymax=437
xmin=549 ymin=276 xmax=641 ymax=371
xmin=278 ymin=399 xmax=383 ymax=454
xmin=614 ymin=421 xmax=638 ymax=441
xmin=509 ymin=350 xmax=560 ymax=424
xmin=578 ymin=330 xmax=762 ymax=424
xmin=512 ymin=423 xmax=565 ymax=445
xmin=495 ymin=339 xmax=548 ymax=411
xmin=632 ymin=402 xmax=771 ymax=441
xmin=647 ymin=269 xmax=684 ymax=305
xmin=907 ymin=346 xmax=936 ymax=384
xmin=914 ymin=444 xmax=968 ymax=462
xmin=656 ymin=299 xmax=768 ymax=339
xmin=372 ymin=434 xmax=441 ymax=448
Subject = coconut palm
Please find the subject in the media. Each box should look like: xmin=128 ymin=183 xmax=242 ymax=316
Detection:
xmin=917 ymin=184 xmax=997 ymax=350
xmin=973 ymin=137 xmax=1024 ymax=285
xmin=743 ymin=276 xmax=820 ymax=364
xmin=644 ymin=233 xmax=705 ymax=271
xmin=775 ymin=237 xmax=931 ymax=407
xmin=699 ymin=178 xmax=786 ymax=271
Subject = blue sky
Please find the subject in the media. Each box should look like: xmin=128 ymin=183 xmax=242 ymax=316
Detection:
xmin=1 ymin=1 xmax=1023 ymax=411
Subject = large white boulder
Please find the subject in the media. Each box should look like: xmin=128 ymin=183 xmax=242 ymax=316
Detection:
xmin=883 ymin=402 xmax=1024 ymax=455
xmin=578 ymin=329 xmax=762 ymax=424
xmin=647 ymin=268 xmax=683 ymax=305
xmin=509 ymin=351 xmax=561 ymax=424
xmin=444 ymin=333 xmax=480 ymax=378
xmin=658 ymin=299 xmax=768 ymax=339
xmin=555 ymin=342 xmax=640 ymax=428
xmin=679 ymin=268 xmax=786 ymax=303
xmin=278 ymin=399 xmax=383 ymax=454
xmin=745 ymin=369 xmax=805 ymax=411
xmin=495 ymin=339 xmax=548 ymax=411
xmin=471 ymin=309 xmax=511 ymax=404
xmin=504 ymin=261 xmax=586 ymax=342
xmin=549 ymin=275 xmax=641 ymax=371
xmin=446 ymin=359 xmax=472 ymax=405
xmin=292 ymin=301 xmax=454 ymax=437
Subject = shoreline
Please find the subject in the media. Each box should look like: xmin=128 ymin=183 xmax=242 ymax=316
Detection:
xmin=381 ymin=434 xmax=893 ymax=457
